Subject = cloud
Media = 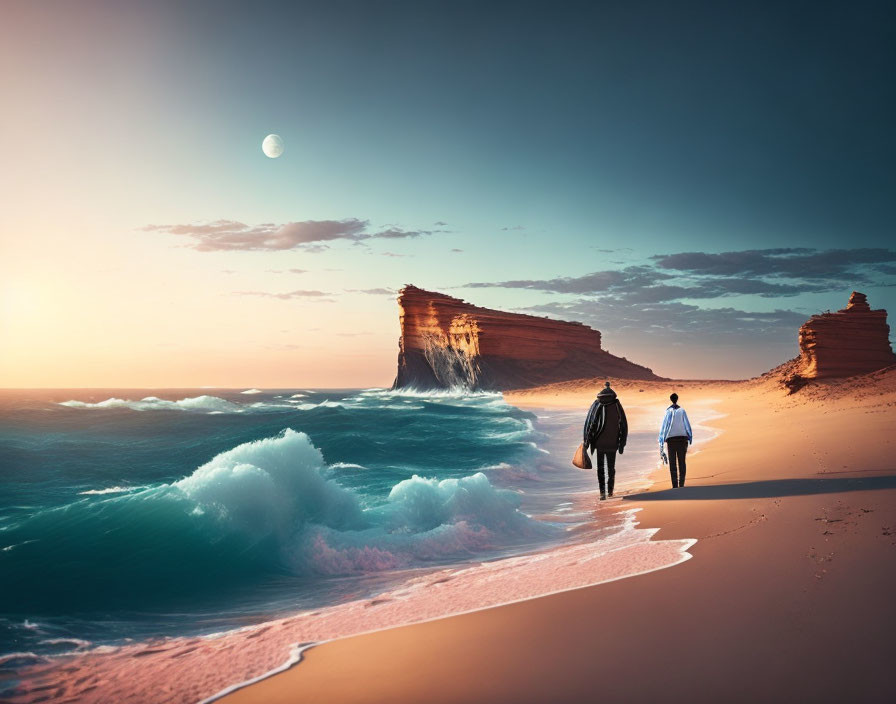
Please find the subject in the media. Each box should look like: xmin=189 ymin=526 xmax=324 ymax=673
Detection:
xmin=501 ymin=225 xmax=524 ymax=231
xmin=609 ymin=278 xmax=833 ymax=304
xmin=466 ymin=266 xmax=671 ymax=295
xmin=345 ymin=288 xmax=396 ymax=295
xmin=522 ymin=298 xmax=807 ymax=343
xmin=235 ymin=289 xmax=333 ymax=300
xmin=451 ymin=248 xmax=463 ymax=253
xmin=372 ymin=227 xmax=432 ymax=239
xmin=465 ymin=248 xmax=892 ymax=303
xmin=463 ymin=246 xmax=896 ymax=353
xmin=652 ymin=248 xmax=896 ymax=280
xmin=267 ymin=268 xmax=308 ymax=274
xmin=146 ymin=218 xmax=441 ymax=252
xmin=380 ymin=251 xmax=410 ymax=258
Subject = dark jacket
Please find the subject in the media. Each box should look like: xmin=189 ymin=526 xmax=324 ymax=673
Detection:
xmin=583 ymin=399 xmax=628 ymax=454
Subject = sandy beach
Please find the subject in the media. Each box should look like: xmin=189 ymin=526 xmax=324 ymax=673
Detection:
xmin=6 ymin=3 xmax=896 ymax=702
xmin=224 ymin=369 xmax=896 ymax=703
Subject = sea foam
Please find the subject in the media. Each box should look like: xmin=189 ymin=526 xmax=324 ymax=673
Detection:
xmin=60 ymin=395 xmax=245 ymax=413
xmin=176 ymin=429 xmax=549 ymax=575
xmin=2 ymin=429 xmax=552 ymax=613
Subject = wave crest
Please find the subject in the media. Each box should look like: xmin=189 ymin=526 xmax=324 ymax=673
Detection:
xmin=58 ymin=395 xmax=349 ymax=414
xmin=60 ymin=395 xmax=245 ymax=413
xmin=2 ymin=430 xmax=550 ymax=611
xmin=175 ymin=430 xmax=365 ymax=539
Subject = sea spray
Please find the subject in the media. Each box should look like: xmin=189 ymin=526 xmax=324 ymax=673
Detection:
xmin=0 ymin=387 xmax=568 ymax=664
xmin=2 ymin=418 xmax=552 ymax=616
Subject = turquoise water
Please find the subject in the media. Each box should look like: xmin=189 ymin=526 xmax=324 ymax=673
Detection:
xmin=0 ymin=388 xmax=570 ymax=665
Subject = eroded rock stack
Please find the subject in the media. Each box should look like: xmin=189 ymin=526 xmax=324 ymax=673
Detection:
xmin=795 ymin=291 xmax=896 ymax=379
xmin=393 ymin=285 xmax=662 ymax=390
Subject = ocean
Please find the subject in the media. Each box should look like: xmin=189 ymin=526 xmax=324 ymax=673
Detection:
xmin=0 ymin=387 xmax=697 ymax=702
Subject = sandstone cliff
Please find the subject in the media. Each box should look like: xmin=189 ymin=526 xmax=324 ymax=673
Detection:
xmin=392 ymin=285 xmax=662 ymax=390
xmin=782 ymin=291 xmax=896 ymax=391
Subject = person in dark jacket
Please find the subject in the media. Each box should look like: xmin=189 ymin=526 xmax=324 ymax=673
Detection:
xmin=583 ymin=381 xmax=628 ymax=500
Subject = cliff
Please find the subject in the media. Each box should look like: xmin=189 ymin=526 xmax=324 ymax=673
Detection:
xmin=392 ymin=285 xmax=662 ymax=390
xmin=783 ymin=291 xmax=896 ymax=391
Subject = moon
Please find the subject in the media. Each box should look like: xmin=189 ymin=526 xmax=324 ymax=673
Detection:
xmin=262 ymin=134 xmax=284 ymax=158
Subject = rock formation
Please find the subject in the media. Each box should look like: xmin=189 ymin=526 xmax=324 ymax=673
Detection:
xmin=784 ymin=292 xmax=895 ymax=390
xmin=392 ymin=285 xmax=662 ymax=390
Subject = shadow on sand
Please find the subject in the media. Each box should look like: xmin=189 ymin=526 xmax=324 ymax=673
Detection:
xmin=623 ymin=474 xmax=896 ymax=501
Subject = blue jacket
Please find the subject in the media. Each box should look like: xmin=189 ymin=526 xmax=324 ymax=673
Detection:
xmin=658 ymin=405 xmax=692 ymax=449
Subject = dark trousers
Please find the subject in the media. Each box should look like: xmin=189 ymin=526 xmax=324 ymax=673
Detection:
xmin=667 ymin=437 xmax=688 ymax=487
xmin=595 ymin=451 xmax=616 ymax=495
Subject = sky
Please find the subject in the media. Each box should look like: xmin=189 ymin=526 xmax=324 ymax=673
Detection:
xmin=1 ymin=0 xmax=894 ymax=387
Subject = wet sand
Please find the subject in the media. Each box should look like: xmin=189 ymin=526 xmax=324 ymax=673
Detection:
xmin=225 ymin=369 xmax=896 ymax=703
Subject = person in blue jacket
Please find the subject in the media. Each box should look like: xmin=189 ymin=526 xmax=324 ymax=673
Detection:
xmin=658 ymin=392 xmax=693 ymax=488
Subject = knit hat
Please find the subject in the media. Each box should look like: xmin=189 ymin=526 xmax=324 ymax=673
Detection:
xmin=596 ymin=381 xmax=617 ymax=400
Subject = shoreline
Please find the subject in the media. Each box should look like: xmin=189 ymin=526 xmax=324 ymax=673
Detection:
xmin=198 ymin=390 xmax=721 ymax=703
xmin=206 ymin=527 xmax=699 ymax=703
xmin=223 ymin=371 xmax=896 ymax=703
xmin=6 ymin=387 xmax=715 ymax=704
xmin=213 ymin=381 xmax=731 ymax=700
xmin=203 ymin=391 xmax=727 ymax=701
xmin=8 ymin=373 xmax=894 ymax=702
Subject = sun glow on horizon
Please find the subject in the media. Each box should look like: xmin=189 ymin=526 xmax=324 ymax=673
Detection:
xmin=1 ymin=278 xmax=53 ymax=331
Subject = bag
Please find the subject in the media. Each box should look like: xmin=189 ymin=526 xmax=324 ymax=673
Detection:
xmin=572 ymin=443 xmax=592 ymax=469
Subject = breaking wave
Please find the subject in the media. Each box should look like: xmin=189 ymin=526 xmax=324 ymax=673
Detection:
xmin=60 ymin=395 xmax=246 ymax=413
xmin=58 ymin=395 xmax=351 ymax=414
xmin=1 ymin=430 xmax=552 ymax=613
xmin=351 ymin=387 xmax=504 ymax=402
